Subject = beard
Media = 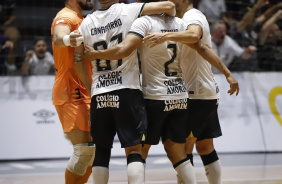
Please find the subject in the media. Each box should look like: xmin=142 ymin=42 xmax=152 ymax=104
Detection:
xmin=78 ymin=0 xmax=93 ymax=10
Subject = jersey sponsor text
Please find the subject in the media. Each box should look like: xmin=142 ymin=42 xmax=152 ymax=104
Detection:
xmin=164 ymin=79 xmax=187 ymax=95
xmin=96 ymin=71 xmax=122 ymax=88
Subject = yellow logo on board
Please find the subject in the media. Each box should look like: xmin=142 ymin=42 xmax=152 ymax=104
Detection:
xmin=269 ymin=87 xmax=282 ymax=127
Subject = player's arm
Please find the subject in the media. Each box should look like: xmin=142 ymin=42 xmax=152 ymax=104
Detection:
xmin=141 ymin=1 xmax=176 ymax=17
xmin=53 ymin=25 xmax=83 ymax=47
xmin=187 ymin=41 xmax=239 ymax=96
xmin=85 ymin=34 xmax=142 ymax=61
xmin=74 ymin=45 xmax=91 ymax=96
xmin=143 ymin=25 xmax=202 ymax=48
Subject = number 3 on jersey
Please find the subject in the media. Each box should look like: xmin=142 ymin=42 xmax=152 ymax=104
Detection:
xmin=93 ymin=33 xmax=123 ymax=71
xmin=165 ymin=44 xmax=177 ymax=76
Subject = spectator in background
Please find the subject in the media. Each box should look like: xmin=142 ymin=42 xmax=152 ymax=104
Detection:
xmin=197 ymin=0 xmax=226 ymax=23
xmin=0 ymin=0 xmax=21 ymax=75
xmin=211 ymin=20 xmax=256 ymax=73
xmin=21 ymin=39 xmax=55 ymax=75
xmin=227 ymin=0 xmax=268 ymax=71
xmin=0 ymin=0 xmax=20 ymax=43
xmin=258 ymin=9 xmax=282 ymax=71
xmin=225 ymin=0 xmax=254 ymax=23
xmin=0 ymin=33 xmax=14 ymax=75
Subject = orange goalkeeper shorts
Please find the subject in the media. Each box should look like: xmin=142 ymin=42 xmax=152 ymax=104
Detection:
xmin=55 ymin=102 xmax=91 ymax=133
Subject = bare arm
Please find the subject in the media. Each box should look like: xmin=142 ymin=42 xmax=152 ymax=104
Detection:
xmin=53 ymin=25 xmax=83 ymax=47
xmin=85 ymin=34 xmax=143 ymax=61
xmin=142 ymin=1 xmax=176 ymax=17
xmin=257 ymin=2 xmax=282 ymax=23
xmin=186 ymin=41 xmax=239 ymax=96
xmin=143 ymin=25 xmax=202 ymax=47
xmin=53 ymin=25 xmax=71 ymax=47
xmin=259 ymin=9 xmax=282 ymax=45
xmin=236 ymin=0 xmax=269 ymax=32
xmin=74 ymin=45 xmax=91 ymax=96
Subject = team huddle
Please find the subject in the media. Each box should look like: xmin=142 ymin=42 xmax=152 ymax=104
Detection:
xmin=51 ymin=0 xmax=239 ymax=183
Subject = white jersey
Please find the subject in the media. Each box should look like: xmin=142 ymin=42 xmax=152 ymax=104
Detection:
xmin=78 ymin=3 xmax=145 ymax=96
xmin=211 ymin=35 xmax=244 ymax=73
xmin=129 ymin=15 xmax=188 ymax=100
xmin=181 ymin=8 xmax=220 ymax=99
xmin=29 ymin=51 xmax=54 ymax=75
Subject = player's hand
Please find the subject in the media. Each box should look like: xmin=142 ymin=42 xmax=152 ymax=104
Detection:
xmin=69 ymin=30 xmax=83 ymax=47
xmin=226 ymin=74 xmax=239 ymax=96
xmin=143 ymin=33 xmax=167 ymax=48
xmin=84 ymin=45 xmax=98 ymax=60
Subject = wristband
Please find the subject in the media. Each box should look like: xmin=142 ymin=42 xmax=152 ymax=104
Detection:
xmin=63 ymin=34 xmax=70 ymax=46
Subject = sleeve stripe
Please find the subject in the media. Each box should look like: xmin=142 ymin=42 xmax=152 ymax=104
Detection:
xmin=138 ymin=3 xmax=146 ymax=17
xmin=128 ymin=31 xmax=144 ymax=39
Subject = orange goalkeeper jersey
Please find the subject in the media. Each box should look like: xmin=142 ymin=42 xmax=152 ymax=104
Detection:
xmin=51 ymin=7 xmax=92 ymax=105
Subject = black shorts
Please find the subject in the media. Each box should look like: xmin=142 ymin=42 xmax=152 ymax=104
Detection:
xmin=90 ymin=89 xmax=147 ymax=148
xmin=144 ymin=98 xmax=189 ymax=145
xmin=187 ymin=99 xmax=222 ymax=141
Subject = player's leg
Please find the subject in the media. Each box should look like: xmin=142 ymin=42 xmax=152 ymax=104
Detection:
xmin=141 ymin=99 xmax=166 ymax=164
xmin=164 ymin=139 xmax=196 ymax=184
xmin=163 ymin=100 xmax=196 ymax=184
xmin=56 ymin=102 xmax=94 ymax=184
xmin=125 ymin=144 xmax=145 ymax=184
xmin=141 ymin=144 xmax=150 ymax=175
xmin=196 ymin=139 xmax=221 ymax=184
xmin=141 ymin=144 xmax=151 ymax=160
xmin=195 ymin=99 xmax=222 ymax=184
xmin=185 ymin=134 xmax=197 ymax=166
xmin=116 ymin=89 xmax=148 ymax=184
xmin=66 ymin=130 xmax=95 ymax=184
xmin=56 ymin=103 xmax=95 ymax=183
xmin=176 ymin=135 xmax=196 ymax=184
xmin=92 ymin=146 xmax=111 ymax=184
xmin=89 ymin=94 xmax=116 ymax=184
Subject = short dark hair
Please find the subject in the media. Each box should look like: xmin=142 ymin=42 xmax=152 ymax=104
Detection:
xmin=34 ymin=37 xmax=46 ymax=46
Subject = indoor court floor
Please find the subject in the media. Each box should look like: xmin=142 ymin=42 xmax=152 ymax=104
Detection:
xmin=0 ymin=153 xmax=282 ymax=184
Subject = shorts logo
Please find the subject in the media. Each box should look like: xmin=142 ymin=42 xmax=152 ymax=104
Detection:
xmin=164 ymin=99 xmax=187 ymax=111
xmin=96 ymin=94 xmax=120 ymax=109
xmin=33 ymin=109 xmax=55 ymax=124
xmin=164 ymin=79 xmax=187 ymax=95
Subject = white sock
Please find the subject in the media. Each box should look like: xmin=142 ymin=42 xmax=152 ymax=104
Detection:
xmin=175 ymin=160 xmax=196 ymax=184
xmin=92 ymin=166 xmax=109 ymax=184
xmin=204 ymin=160 xmax=221 ymax=184
xmin=143 ymin=162 xmax=146 ymax=182
xmin=127 ymin=161 xmax=145 ymax=184
xmin=177 ymin=173 xmax=183 ymax=184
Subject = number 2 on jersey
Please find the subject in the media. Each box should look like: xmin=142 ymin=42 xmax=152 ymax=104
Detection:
xmin=165 ymin=44 xmax=177 ymax=76
xmin=93 ymin=33 xmax=123 ymax=71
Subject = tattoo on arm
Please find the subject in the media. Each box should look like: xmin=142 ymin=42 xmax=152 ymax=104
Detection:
xmin=219 ymin=62 xmax=227 ymax=75
xmin=74 ymin=51 xmax=84 ymax=63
